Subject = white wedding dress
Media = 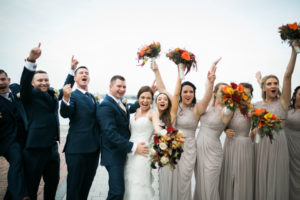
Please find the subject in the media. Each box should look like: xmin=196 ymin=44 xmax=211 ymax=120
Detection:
xmin=124 ymin=110 xmax=158 ymax=200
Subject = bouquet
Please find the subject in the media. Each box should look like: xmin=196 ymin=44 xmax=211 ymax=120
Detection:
xmin=166 ymin=48 xmax=197 ymax=79
xmin=279 ymin=22 xmax=300 ymax=53
xmin=150 ymin=125 xmax=184 ymax=170
xmin=137 ymin=42 xmax=161 ymax=67
xmin=249 ymin=108 xmax=283 ymax=144
xmin=221 ymin=82 xmax=252 ymax=117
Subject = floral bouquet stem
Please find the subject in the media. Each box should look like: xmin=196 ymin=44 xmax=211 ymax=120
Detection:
xmin=178 ymin=63 xmax=186 ymax=80
xmin=255 ymin=133 xmax=261 ymax=144
xmin=151 ymin=57 xmax=156 ymax=69
xmin=294 ymin=46 xmax=300 ymax=54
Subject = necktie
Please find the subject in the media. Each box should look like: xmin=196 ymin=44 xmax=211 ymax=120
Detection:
xmin=8 ymin=93 xmax=14 ymax=102
xmin=85 ymin=92 xmax=94 ymax=104
xmin=118 ymin=100 xmax=127 ymax=113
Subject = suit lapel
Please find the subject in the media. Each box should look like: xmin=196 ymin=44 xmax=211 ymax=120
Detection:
xmin=105 ymin=95 xmax=128 ymax=120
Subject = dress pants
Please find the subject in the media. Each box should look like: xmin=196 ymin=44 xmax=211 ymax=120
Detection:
xmin=105 ymin=165 xmax=125 ymax=200
xmin=3 ymin=142 xmax=28 ymax=200
xmin=23 ymin=144 xmax=60 ymax=200
xmin=65 ymin=151 xmax=100 ymax=200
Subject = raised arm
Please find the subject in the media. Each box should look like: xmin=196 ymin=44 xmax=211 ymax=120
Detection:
xmin=170 ymin=65 xmax=182 ymax=124
xmin=151 ymin=61 xmax=172 ymax=99
xmin=256 ymin=71 xmax=262 ymax=87
xmin=280 ymin=40 xmax=299 ymax=110
xmin=149 ymin=109 xmax=162 ymax=134
xmin=194 ymin=58 xmax=221 ymax=121
xmin=20 ymin=43 xmax=42 ymax=103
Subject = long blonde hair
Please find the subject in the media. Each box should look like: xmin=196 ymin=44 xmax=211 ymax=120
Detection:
xmin=260 ymin=75 xmax=281 ymax=100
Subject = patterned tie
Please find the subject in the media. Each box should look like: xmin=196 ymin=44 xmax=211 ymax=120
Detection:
xmin=118 ymin=100 xmax=127 ymax=113
xmin=85 ymin=92 xmax=94 ymax=104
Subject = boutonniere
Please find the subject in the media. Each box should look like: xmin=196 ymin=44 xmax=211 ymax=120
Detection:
xmin=93 ymin=94 xmax=101 ymax=102
xmin=16 ymin=92 xmax=21 ymax=99
xmin=122 ymin=98 xmax=127 ymax=106
xmin=53 ymin=88 xmax=60 ymax=99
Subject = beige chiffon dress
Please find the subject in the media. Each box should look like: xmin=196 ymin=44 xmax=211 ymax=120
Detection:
xmin=254 ymin=99 xmax=289 ymax=200
xmin=285 ymin=108 xmax=300 ymax=200
xmin=159 ymin=105 xmax=199 ymax=200
xmin=193 ymin=106 xmax=226 ymax=200
xmin=219 ymin=110 xmax=254 ymax=200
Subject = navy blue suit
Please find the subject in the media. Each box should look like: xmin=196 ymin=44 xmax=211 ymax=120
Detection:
xmin=0 ymin=84 xmax=28 ymax=200
xmin=20 ymin=67 xmax=74 ymax=200
xmin=96 ymin=95 xmax=138 ymax=200
xmin=60 ymin=89 xmax=100 ymax=200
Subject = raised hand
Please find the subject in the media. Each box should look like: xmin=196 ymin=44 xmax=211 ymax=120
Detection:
xmin=151 ymin=80 xmax=158 ymax=94
xmin=207 ymin=57 xmax=221 ymax=83
xmin=71 ymin=55 xmax=79 ymax=70
xmin=256 ymin=71 xmax=262 ymax=86
xmin=136 ymin=141 xmax=149 ymax=157
xmin=62 ymin=84 xmax=72 ymax=102
xmin=28 ymin=42 xmax=42 ymax=62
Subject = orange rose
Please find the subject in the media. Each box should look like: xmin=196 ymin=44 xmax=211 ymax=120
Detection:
xmin=181 ymin=51 xmax=191 ymax=61
xmin=140 ymin=49 xmax=145 ymax=56
xmin=255 ymin=108 xmax=265 ymax=116
xmin=288 ymin=22 xmax=298 ymax=31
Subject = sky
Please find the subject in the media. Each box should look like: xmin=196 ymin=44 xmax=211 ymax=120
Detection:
xmin=1 ymin=0 xmax=300 ymax=103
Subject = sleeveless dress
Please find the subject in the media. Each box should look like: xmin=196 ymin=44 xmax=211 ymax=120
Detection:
xmin=219 ymin=110 xmax=254 ymax=200
xmin=285 ymin=108 xmax=300 ymax=200
xmin=124 ymin=110 xmax=155 ymax=200
xmin=254 ymin=99 xmax=289 ymax=200
xmin=159 ymin=105 xmax=199 ymax=200
xmin=194 ymin=106 xmax=226 ymax=200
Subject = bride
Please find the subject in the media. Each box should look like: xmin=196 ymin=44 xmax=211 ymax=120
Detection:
xmin=124 ymin=86 xmax=161 ymax=200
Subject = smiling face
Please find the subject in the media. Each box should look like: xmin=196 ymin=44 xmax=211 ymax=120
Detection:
xmin=263 ymin=77 xmax=279 ymax=100
xmin=156 ymin=93 xmax=169 ymax=111
xmin=74 ymin=67 xmax=90 ymax=90
xmin=32 ymin=72 xmax=50 ymax=92
xmin=110 ymin=78 xmax=126 ymax=99
xmin=0 ymin=72 xmax=10 ymax=94
xmin=181 ymin=85 xmax=195 ymax=106
xmin=138 ymin=91 xmax=153 ymax=112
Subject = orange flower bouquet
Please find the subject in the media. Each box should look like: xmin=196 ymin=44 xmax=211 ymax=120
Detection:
xmin=137 ymin=42 xmax=161 ymax=67
xmin=221 ymin=82 xmax=252 ymax=117
xmin=150 ymin=125 xmax=184 ymax=170
xmin=279 ymin=22 xmax=300 ymax=53
xmin=166 ymin=48 xmax=197 ymax=79
xmin=249 ymin=108 xmax=283 ymax=144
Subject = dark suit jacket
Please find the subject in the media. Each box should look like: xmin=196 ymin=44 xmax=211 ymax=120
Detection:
xmin=0 ymin=84 xmax=28 ymax=155
xmin=60 ymin=89 xmax=100 ymax=154
xmin=20 ymin=67 xmax=74 ymax=149
xmin=97 ymin=95 xmax=138 ymax=166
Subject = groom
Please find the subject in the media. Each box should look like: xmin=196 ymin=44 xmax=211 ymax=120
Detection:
xmin=97 ymin=75 xmax=148 ymax=200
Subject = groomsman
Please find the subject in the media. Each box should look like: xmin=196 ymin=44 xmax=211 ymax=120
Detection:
xmin=0 ymin=69 xmax=29 ymax=200
xmin=20 ymin=43 xmax=77 ymax=200
xmin=60 ymin=66 xmax=101 ymax=200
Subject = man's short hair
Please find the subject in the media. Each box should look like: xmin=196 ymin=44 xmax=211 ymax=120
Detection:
xmin=75 ymin=66 xmax=88 ymax=75
xmin=110 ymin=75 xmax=125 ymax=85
xmin=0 ymin=69 xmax=8 ymax=77
xmin=34 ymin=70 xmax=47 ymax=75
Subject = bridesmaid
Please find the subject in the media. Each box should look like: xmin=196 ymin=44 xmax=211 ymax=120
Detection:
xmin=285 ymin=86 xmax=300 ymax=200
xmin=152 ymin=59 xmax=221 ymax=200
xmin=253 ymin=40 xmax=298 ymax=200
xmin=193 ymin=82 xmax=231 ymax=200
xmin=219 ymin=82 xmax=254 ymax=200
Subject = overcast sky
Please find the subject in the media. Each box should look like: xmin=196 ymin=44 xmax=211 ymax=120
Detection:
xmin=1 ymin=0 xmax=300 ymax=103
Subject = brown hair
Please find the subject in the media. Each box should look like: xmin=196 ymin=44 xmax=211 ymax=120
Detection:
xmin=213 ymin=82 xmax=228 ymax=106
xmin=110 ymin=75 xmax=125 ymax=85
xmin=156 ymin=93 xmax=172 ymax=126
xmin=75 ymin=66 xmax=88 ymax=75
xmin=137 ymin=86 xmax=154 ymax=100
xmin=260 ymin=75 xmax=281 ymax=100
